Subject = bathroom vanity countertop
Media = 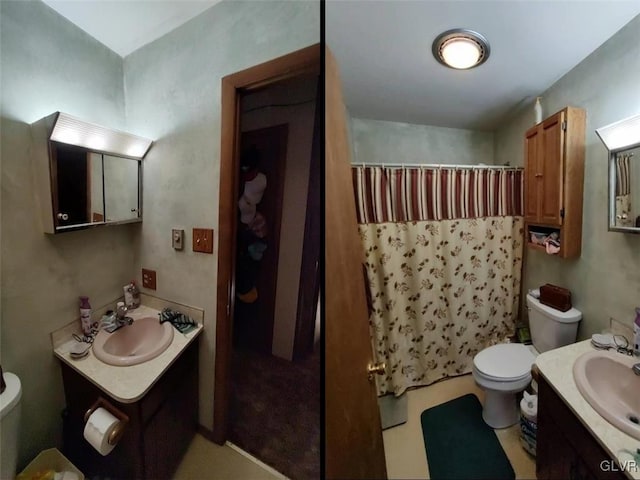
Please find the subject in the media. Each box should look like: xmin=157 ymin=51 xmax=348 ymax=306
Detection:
xmin=536 ymin=340 xmax=639 ymax=480
xmin=52 ymin=304 xmax=203 ymax=403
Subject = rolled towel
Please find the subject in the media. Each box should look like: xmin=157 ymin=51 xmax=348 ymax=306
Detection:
xmin=238 ymin=196 xmax=256 ymax=224
xmin=249 ymin=212 xmax=268 ymax=238
xmin=159 ymin=308 xmax=197 ymax=333
xmin=242 ymin=172 xmax=267 ymax=205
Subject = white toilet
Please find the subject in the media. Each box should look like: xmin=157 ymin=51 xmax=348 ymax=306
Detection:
xmin=1 ymin=371 xmax=22 ymax=479
xmin=472 ymin=292 xmax=582 ymax=428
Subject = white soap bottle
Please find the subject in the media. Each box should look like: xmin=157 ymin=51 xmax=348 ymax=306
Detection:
xmin=534 ymin=97 xmax=542 ymax=124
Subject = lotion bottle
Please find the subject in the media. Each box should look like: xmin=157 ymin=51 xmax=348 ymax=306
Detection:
xmin=79 ymin=296 xmax=92 ymax=335
xmin=124 ymin=282 xmax=134 ymax=308
xmin=130 ymin=280 xmax=141 ymax=309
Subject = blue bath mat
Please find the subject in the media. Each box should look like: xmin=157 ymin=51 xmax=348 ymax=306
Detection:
xmin=421 ymin=394 xmax=515 ymax=480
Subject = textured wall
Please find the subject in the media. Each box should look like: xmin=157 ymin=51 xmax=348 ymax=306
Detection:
xmin=350 ymin=118 xmax=495 ymax=166
xmin=241 ymin=76 xmax=317 ymax=361
xmin=0 ymin=0 xmax=134 ymax=468
xmin=123 ymin=0 xmax=319 ymax=428
xmin=494 ymin=15 xmax=640 ymax=337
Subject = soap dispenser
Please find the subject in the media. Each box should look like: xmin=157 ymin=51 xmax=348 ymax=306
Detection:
xmin=123 ymin=281 xmax=141 ymax=309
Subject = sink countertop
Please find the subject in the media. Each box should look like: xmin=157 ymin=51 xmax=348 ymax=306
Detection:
xmin=52 ymin=304 xmax=203 ymax=403
xmin=536 ymin=340 xmax=640 ymax=480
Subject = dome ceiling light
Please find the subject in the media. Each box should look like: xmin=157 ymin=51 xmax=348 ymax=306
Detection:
xmin=432 ymin=29 xmax=490 ymax=70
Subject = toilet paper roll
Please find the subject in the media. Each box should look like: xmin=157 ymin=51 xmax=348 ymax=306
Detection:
xmin=83 ymin=407 xmax=120 ymax=456
xmin=520 ymin=392 xmax=538 ymax=423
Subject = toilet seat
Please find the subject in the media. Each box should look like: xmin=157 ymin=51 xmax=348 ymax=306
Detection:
xmin=474 ymin=368 xmax=530 ymax=383
xmin=473 ymin=343 xmax=535 ymax=381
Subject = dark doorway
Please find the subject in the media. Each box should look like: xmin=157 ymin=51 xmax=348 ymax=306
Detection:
xmin=233 ymin=125 xmax=288 ymax=354
xmin=212 ymin=45 xmax=320 ymax=479
xmin=226 ymin=73 xmax=320 ymax=479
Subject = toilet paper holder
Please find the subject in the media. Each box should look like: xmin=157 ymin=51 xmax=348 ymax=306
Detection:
xmin=84 ymin=397 xmax=129 ymax=446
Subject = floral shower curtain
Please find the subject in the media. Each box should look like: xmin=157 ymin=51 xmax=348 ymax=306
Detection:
xmin=353 ymin=166 xmax=524 ymax=396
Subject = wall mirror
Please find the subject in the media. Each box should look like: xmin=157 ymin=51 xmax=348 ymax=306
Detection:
xmin=596 ymin=113 xmax=640 ymax=233
xmin=32 ymin=112 xmax=151 ymax=234
xmin=52 ymin=143 xmax=142 ymax=231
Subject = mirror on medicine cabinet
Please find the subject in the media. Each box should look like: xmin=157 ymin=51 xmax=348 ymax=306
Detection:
xmin=596 ymin=113 xmax=640 ymax=233
xmin=32 ymin=112 xmax=151 ymax=233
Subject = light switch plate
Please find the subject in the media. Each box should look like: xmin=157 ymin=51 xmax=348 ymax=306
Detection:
xmin=193 ymin=228 xmax=214 ymax=254
xmin=172 ymin=229 xmax=184 ymax=250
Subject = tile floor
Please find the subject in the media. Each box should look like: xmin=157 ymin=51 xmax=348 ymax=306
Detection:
xmin=174 ymin=434 xmax=287 ymax=480
xmin=382 ymin=374 xmax=537 ymax=480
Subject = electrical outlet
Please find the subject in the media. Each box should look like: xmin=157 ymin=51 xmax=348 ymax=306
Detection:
xmin=142 ymin=268 xmax=157 ymax=290
xmin=172 ymin=229 xmax=184 ymax=250
xmin=193 ymin=228 xmax=214 ymax=254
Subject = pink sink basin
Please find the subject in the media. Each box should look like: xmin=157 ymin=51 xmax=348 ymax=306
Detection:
xmin=93 ymin=317 xmax=174 ymax=366
xmin=573 ymin=349 xmax=640 ymax=440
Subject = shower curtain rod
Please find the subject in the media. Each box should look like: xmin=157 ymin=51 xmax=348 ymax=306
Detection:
xmin=352 ymin=162 xmax=522 ymax=170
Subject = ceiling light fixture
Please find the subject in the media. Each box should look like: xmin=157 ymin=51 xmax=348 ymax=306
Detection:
xmin=432 ymin=29 xmax=490 ymax=70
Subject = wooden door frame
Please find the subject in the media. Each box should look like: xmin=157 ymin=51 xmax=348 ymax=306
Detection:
xmin=213 ymin=44 xmax=320 ymax=444
xmin=292 ymin=81 xmax=321 ymax=361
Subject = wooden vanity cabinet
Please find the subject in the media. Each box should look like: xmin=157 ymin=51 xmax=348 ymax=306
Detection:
xmin=524 ymin=107 xmax=586 ymax=258
xmin=537 ymin=374 xmax=626 ymax=480
xmin=60 ymin=341 xmax=199 ymax=480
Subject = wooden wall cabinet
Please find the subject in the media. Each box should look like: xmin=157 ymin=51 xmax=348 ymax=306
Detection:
xmin=537 ymin=375 xmax=626 ymax=480
xmin=60 ymin=342 xmax=198 ymax=480
xmin=524 ymin=107 xmax=586 ymax=258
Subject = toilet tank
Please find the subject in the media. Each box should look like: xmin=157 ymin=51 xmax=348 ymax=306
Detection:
xmin=526 ymin=293 xmax=582 ymax=353
xmin=1 ymin=372 xmax=22 ymax=480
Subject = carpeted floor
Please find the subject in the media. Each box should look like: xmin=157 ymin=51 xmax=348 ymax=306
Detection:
xmin=229 ymin=346 xmax=320 ymax=480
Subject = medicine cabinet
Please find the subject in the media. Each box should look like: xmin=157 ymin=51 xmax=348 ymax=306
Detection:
xmin=596 ymin=112 xmax=640 ymax=233
xmin=32 ymin=112 xmax=152 ymax=234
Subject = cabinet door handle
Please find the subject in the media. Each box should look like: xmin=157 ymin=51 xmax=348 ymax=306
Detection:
xmin=535 ymin=173 xmax=543 ymax=178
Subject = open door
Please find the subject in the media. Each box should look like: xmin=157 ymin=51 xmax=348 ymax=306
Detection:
xmin=214 ymin=44 xmax=320 ymax=445
xmin=325 ymin=48 xmax=388 ymax=479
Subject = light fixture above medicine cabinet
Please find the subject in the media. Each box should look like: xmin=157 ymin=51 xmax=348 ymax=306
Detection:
xmin=596 ymin=113 xmax=640 ymax=233
xmin=31 ymin=112 xmax=153 ymax=234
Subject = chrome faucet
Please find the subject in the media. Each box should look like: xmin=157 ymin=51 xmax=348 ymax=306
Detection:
xmin=116 ymin=302 xmax=133 ymax=326
xmin=633 ymin=364 xmax=640 ymax=376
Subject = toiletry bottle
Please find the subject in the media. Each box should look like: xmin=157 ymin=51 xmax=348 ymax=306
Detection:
xmin=123 ymin=282 xmax=134 ymax=308
xmin=130 ymin=280 xmax=141 ymax=309
xmin=534 ymin=97 xmax=542 ymax=124
xmin=79 ymin=296 xmax=92 ymax=335
xmin=634 ymin=308 xmax=640 ymax=356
